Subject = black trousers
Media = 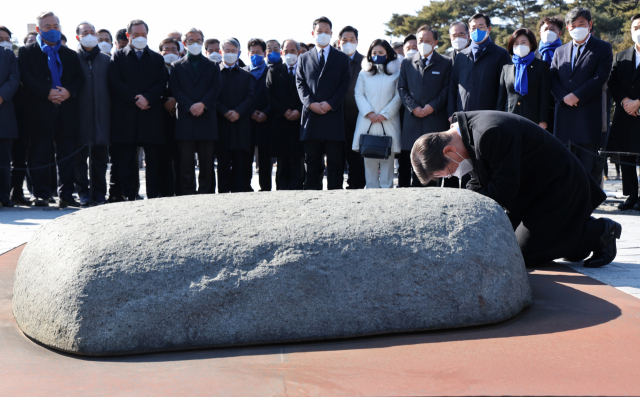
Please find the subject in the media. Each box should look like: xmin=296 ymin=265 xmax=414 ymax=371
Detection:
xmin=620 ymin=155 xmax=639 ymax=199
xmin=74 ymin=144 xmax=109 ymax=202
xmin=343 ymin=142 xmax=365 ymax=189
xmin=305 ymin=139 xmax=344 ymax=190
xmin=256 ymin=145 xmax=273 ymax=191
xmin=0 ymin=138 xmax=11 ymax=204
xmin=168 ymin=139 xmax=181 ymax=196
xmin=276 ymin=156 xmax=305 ymax=190
xmin=113 ymin=143 xmax=165 ymax=199
xmin=178 ymin=140 xmax=215 ymax=195
xmin=217 ymin=149 xmax=245 ymax=193
xmin=10 ymin=138 xmax=31 ymax=199
xmin=397 ymin=150 xmax=438 ymax=187
xmin=568 ymin=143 xmax=601 ymax=185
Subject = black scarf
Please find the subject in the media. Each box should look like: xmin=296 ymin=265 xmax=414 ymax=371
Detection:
xmin=78 ymin=44 xmax=100 ymax=63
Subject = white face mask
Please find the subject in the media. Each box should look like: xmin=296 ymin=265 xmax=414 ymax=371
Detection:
xmin=283 ymin=53 xmax=298 ymax=66
xmin=208 ymin=52 xmax=222 ymax=62
xmin=633 ymin=30 xmax=640 ymax=45
xmin=177 ymin=41 xmax=184 ymax=53
xmin=0 ymin=41 xmax=12 ymax=50
xmin=97 ymin=41 xmax=112 ymax=53
xmin=341 ymin=42 xmax=357 ymax=55
xmin=569 ymin=27 xmax=589 ymax=42
xmin=446 ymin=153 xmax=474 ymax=179
xmin=451 ymin=37 xmax=468 ymax=51
xmin=163 ymin=53 xmax=179 ymax=64
xmin=418 ymin=43 xmax=433 ymax=57
xmin=513 ymin=44 xmax=530 ymax=57
xmin=223 ymin=52 xmax=238 ymax=64
xmin=404 ymin=49 xmax=418 ymax=59
xmin=540 ymin=30 xmax=557 ymax=43
xmin=187 ymin=43 xmax=202 ymax=56
xmin=131 ymin=36 xmax=147 ymax=50
xmin=315 ymin=33 xmax=331 ymax=47
xmin=80 ymin=34 xmax=98 ymax=48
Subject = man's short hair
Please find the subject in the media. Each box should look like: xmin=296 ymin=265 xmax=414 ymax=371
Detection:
xmin=313 ymin=16 xmax=332 ymax=30
xmin=469 ymin=13 xmax=491 ymax=28
xmin=410 ymin=132 xmax=454 ymax=185
xmin=449 ymin=21 xmax=468 ymax=33
xmin=403 ymin=34 xmax=416 ymax=45
xmin=75 ymin=21 xmax=96 ymax=36
xmin=391 ymin=41 xmax=403 ymax=50
xmin=299 ymin=42 xmax=309 ymax=51
xmin=127 ymin=19 xmax=149 ymax=34
xmin=539 ymin=16 xmax=564 ymax=31
xmin=97 ymin=29 xmax=113 ymax=42
xmin=204 ymin=38 xmax=220 ymax=48
xmin=266 ymin=39 xmax=280 ymax=47
xmin=565 ymin=7 xmax=592 ymax=27
xmin=281 ymin=39 xmax=300 ymax=51
xmin=115 ymin=28 xmax=127 ymax=42
xmin=339 ymin=25 xmax=358 ymax=39
xmin=247 ymin=38 xmax=266 ymax=52
xmin=182 ymin=28 xmax=204 ymax=42
xmin=159 ymin=37 xmax=179 ymax=52
xmin=507 ymin=28 xmax=538 ymax=55
xmin=416 ymin=25 xmax=439 ymax=41
xmin=24 ymin=31 xmax=37 ymax=44
xmin=36 ymin=11 xmax=59 ymax=26
xmin=0 ymin=26 xmax=12 ymax=37
xmin=222 ymin=37 xmax=240 ymax=49
xmin=60 ymin=34 xmax=67 ymax=42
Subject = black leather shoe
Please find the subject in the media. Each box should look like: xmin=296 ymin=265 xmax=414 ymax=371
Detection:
xmin=562 ymin=251 xmax=591 ymax=263
xmin=33 ymin=198 xmax=50 ymax=207
xmin=58 ymin=197 xmax=81 ymax=208
xmin=584 ymin=218 xmax=622 ymax=268
xmin=108 ymin=195 xmax=124 ymax=203
xmin=11 ymin=195 xmax=31 ymax=206
xmin=618 ymin=197 xmax=638 ymax=211
xmin=1 ymin=200 xmax=15 ymax=208
xmin=634 ymin=201 xmax=640 ymax=211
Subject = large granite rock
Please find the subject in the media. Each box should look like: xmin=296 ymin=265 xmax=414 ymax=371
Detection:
xmin=13 ymin=189 xmax=532 ymax=356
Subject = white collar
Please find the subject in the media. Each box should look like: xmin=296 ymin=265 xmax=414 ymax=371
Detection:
xmin=223 ymin=61 xmax=237 ymax=69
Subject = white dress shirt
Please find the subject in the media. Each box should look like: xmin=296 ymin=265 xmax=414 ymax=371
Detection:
xmin=571 ymin=34 xmax=591 ymax=69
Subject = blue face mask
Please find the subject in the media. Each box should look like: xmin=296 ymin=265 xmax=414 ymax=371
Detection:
xmin=372 ymin=54 xmax=387 ymax=65
xmin=39 ymin=29 xmax=61 ymax=44
xmin=471 ymin=28 xmax=487 ymax=43
xmin=251 ymin=54 xmax=264 ymax=67
xmin=267 ymin=52 xmax=281 ymax=63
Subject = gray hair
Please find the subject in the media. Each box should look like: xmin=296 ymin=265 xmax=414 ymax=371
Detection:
xmin=182 ymin=28 xmax=204 ymax=42
xmin=36 ymin=11 xmax=59 ymax=27
xmin=565 ymin=7 xmax=592 ymax=27
xmin=75 ymin=21 xmax=96 ymax=36
xmin=449 ymin=21 xmax=468 ymax=33
xmin=222 ymin=37 xmax=240 ymax=49
xmin=281 ymin=38 xmax=299 ymax=51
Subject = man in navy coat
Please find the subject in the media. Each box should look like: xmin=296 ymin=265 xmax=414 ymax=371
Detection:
xmin=0 ymin=36 xmax=19 ymax=207
xmin=550 ymin=7 xmax=613 ymax=183
xmin=296 ymin=16 xmax=351 ymax=190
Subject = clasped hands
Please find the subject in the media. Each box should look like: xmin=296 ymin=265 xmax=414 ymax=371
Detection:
xmin=225 ymin=110 xmax=240 ymax=122
xmin=309 ymin=101 xmax=332 ymax=115
xmin=283 ymin=109 xmax=301 ymax=121
xmin=622 ymin=97 xmax=640 ymax=117
xmin=251 ymin=110 xmax=267 ymax=123
xmin=47 ymin=86 xmax=71 ymax=105
xmin=563 ymin=93 xmax=579 ymax=107
xmin=366 ymin=112 xmax=387 ymax=123
xmin=412 ymin=104 xmax=434 ymax=118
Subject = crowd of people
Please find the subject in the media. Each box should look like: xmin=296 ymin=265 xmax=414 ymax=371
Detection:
xmin=0 ymin=7 xmax=638 ymax=209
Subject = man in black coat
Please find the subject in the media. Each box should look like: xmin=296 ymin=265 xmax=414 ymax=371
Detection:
xmin=266 ymin=39 xmax=305 ymax=190
xmin=551 ymin=7 xmax=613 ymax=185
xmin=607 ymin=13 xmax=640 ymax=211
xmin=0 ymin=39 xmax=19 ymax=207
xmin=18 ymin=12 xmax=85 ymax=207
xmin=338 ymin=25 xmax=365 ymax=190
xmin=216 ymin=38 xmax=254 ymax=193
xmin=447 ymin=21 xmax=470 ymax=66
xmin=170 ymin=28 xmax=221 ymax=195
xmin=397 ymin=25 xmax=452 ymax=188
xmin=411 ymin=111 xmax=621 ymax=268
xmin=109 ymin=19 xmax=168 ymax=200
xmin=160 ymin=38 xmax=181 ymax=196
xmin=244 ymin=38 xmax=273 ymax=192
xmin=296 ymin=16 xmax=351 ymax=190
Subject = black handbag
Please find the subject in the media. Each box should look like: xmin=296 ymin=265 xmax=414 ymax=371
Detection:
xmin=359 ymin=122 xmax=392 ymax=159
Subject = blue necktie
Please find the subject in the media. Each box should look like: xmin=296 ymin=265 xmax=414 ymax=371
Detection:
xmin=136 ymin=51 xmax=142 ymax=60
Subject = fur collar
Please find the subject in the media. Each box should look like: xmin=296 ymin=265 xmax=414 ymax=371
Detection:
xmin=361 ymin=57 xmax=401 ymax=76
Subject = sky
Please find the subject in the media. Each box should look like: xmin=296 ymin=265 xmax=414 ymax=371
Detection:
xmin=6 ymin=0 xmax=426 ymax=62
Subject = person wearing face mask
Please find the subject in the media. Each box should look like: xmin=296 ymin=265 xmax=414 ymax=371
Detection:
xmin=96 ymin=29 xmax=114 ymax=55
xmin=447 ymin=13 xmax=511 ymax=127
xmin=338 ymin=25 xmax=365 ymax=190
xmin=397 ymin=25 xmax=452 ymax=189
xmin=411 ymin=110 xmax=621 ymax=269
xmin=265 ymin=39 xmax=282 ymax=67
xmin=448 ymin=21 xmax=469 ymax=65
xmin=402 ymin=34 xmax=418 ymax=62
xmin=204 ymin=38 xmax=222 ymax=63
xmin=497 ymin=29 xmax=550 ymax=131
xmin=169 ymin=28 xmax=221 ymax=196
xmin=534 ymin=16 xmax=564 ymax=135
xmin=266 ymin=39 xmax=304 ymax=190
xmin=18 ymin=11 xmax=85 ymax=208
xmin=0 ymin=25 xmax=19 ymax=208
xmin=297 ymin=16 xmax=351 ymax=190
xmin=231 ymin=37 xmax=247 ymax=68
xmin=352 ymin=39 xmax=402 ymax=189
xmin=607 ymin=13 xmax=640 ymax=211
xmin=73 ymin=21 xmax=111 ymax=206
xmin=550 ymin=7 xmax=613 ymax=185
xmin=215 ymin=38 xmax=254 ymax=193
xmin=159 ymin=38 xmax=182 ymax=196
xmin=109 ymin=19 xmax=169 ymax=200
xmin=242 ymin=38 xmax=272 ymax=192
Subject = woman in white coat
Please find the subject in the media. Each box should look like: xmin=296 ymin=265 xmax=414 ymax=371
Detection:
xmin=352 ymin=39 xmax=403 ymax=189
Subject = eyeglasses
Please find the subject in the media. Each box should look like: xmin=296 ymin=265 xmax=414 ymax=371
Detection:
xmin=185 ymin=39 xmax=204 ymax=45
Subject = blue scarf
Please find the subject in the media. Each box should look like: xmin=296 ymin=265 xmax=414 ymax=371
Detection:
xmin=538 ymin=38 xmax=562 ymax=65
xmin=513 ymin=51 xmax=535 ymax=96
xmin=36 ymin=34 xmax=63 ymax=88
xmin=250 ymin=60 xmax=266 ymax=80
xmin=470 ymin=35 xmax=492 ymax=60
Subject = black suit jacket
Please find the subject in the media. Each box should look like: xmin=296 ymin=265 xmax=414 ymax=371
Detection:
xmin=266 ymin=63 xmax=304 ymax=157
xmin=447 ymin=41 xmax=511 ymax=117
xmin=344 ymin=51 xmax=364 ymax=133
xmin=497 ymin=58 xmax=550 ymax=124
xmin=216 ymin=63 xmax=254 ymax=152
xmin=607 ymin=46 xmax=640 ymax=153
xmin=109 ymin=45 xmax=168 ymax=145
xmin=550 ymin=36 xmax=613 ymax=145
xmin=296 ymin=46 xmax=351 ymax=142
xmin=0 ymin=47 xmax=19 ymax=139
xmin=243 ymin=65 xmax=272 ymax=147
xmin=170 ymin=55 xmax=222 ymax=141
xmin=17 ymin=41 xmax=85 ymax=140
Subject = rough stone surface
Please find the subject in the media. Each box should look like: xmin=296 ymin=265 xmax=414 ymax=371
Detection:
xmin=12 ymin=189 xmax=532 ymax=356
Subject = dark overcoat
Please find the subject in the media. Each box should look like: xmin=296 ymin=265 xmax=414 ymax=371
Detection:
xmin=497 ymin=58 xmax=550 ymax=125
xmin=216 ymin=63 xmax=254 ymax=152
xmin=266 ymin=63 xmax=304 ymax=157
xmin=0 ymin=47 xmax=19 ymax=139
xmin=243 ymin=64 xmax=272 ymax=147
xmin=607 ymin=46 xmax=640 ymax=153
xmin=76 ymin=49 xmax=111 ymax=145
